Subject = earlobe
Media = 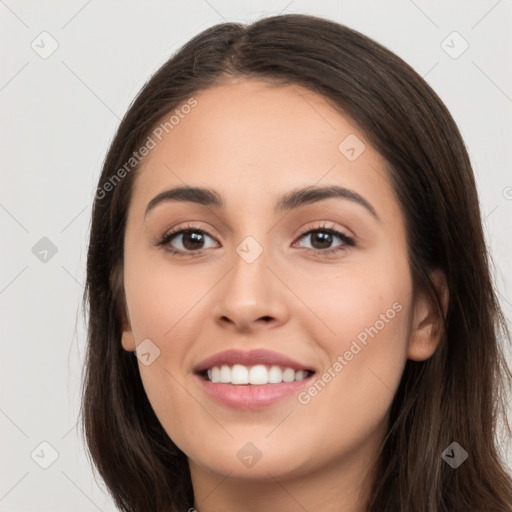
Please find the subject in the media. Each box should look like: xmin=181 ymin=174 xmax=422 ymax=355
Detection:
xmin=407 ymin=269 xmax=449 ymax=361
xmin=121 ymin=329 xmax=136 ymax=352
xmin=120 ymin=309 xmax=136 ymax=352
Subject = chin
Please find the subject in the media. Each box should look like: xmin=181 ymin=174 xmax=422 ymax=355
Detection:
xmin=186 ymin=438 xmax=315 ymax=480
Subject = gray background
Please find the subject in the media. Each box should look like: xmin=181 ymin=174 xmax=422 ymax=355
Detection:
xmin=1 ymin=0 xmax=511 ymax=510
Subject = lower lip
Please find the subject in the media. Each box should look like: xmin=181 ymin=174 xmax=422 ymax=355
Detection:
xmin=194 ymin=374 xmax=314 ymax=410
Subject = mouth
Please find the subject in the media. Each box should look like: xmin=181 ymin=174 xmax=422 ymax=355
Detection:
xmin=192 ymin=349 xmax=317 ymax=410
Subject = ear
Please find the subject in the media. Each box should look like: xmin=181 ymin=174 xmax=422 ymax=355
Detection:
xmin=121 ymin=329 xmax=136 ymax=353
xmin=407 ymin=268 xmax=449 ymax=361
xmin=110 ymin=264 xmax=136 ymax=352
xmin=121 ymin=318 xmax=136 ymax=352
xmin=120 ymin=304 xmax=136 ymax=352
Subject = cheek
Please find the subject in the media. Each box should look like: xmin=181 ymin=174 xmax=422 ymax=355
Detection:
xmin=291 ymin=257 xmax=412 ymax=418
xmin=123 ymin=250 xmax=214 ymax=342
xmin=290 ymin=254 xmax=411 ymax=353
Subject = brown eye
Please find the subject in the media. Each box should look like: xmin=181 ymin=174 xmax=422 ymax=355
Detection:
xmin=180 ymin=231 xmax=207 ymax=251
xmin=295 ymin=225 xmax=355 ymax=257
xmin=157 ymin=226 xmax=218 ymax=256
xmin=309 ymin=231 xmax=334 ymax=250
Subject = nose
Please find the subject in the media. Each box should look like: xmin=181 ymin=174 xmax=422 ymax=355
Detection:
xmin=212 ymin=245 xmax=290 ymax=334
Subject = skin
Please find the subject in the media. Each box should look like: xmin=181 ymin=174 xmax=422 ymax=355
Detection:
xmin=120 ymin=78 xmax=449 ymax=512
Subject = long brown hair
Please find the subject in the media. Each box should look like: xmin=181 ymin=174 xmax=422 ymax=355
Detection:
xmin=80 ymin=13 xmax=512 ymax=511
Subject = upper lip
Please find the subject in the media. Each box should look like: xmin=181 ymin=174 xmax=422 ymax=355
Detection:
xmin=193 ymin=349 xmax=316 ymax=374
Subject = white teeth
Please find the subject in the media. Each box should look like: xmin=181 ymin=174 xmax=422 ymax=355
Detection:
xmin=282 ymin=368 xmax=295 ymax=383
xmin=210 ymin=367 xmax=220 ymax=383
xmin=204 ymin=364 xmax=311 ymax=385
xmin=219 ymin=364 xmax=231 ymax=383
xmin=231 ymin=364 xmax=249 ymax=384
xmin=249 ymin=365 xmax=268 ymax=385
xmin=295 ymin=370 xmax=307 ymax=381
xmin=268 ymin=365 xmax=282 ymax=383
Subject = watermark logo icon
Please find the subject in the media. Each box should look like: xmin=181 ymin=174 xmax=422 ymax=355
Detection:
xmin=32 ymin=237 xmax=58 ymax=263
xmin=236 ymin=236 xmax=263 ymax=264
xmin=31 ymin=32 xmax=59 ymax=59
xmin=441 ymin=441 xmax=468 ymax=468
xmin=135 ymin=339 xmax=161 ymax=366
xmin=31 ymin=441 xmax=59 ymax=469
xmin=441 ymin=31 xmax=469 ymax=59
xmin=237 ymin=442 xmax=262 ymax=468
xmin=338 ymin=134 xmax=366 ymax=161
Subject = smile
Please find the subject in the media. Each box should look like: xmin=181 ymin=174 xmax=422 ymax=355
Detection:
xmin=203 ymin=364 xmax=314 ymax=385
xmin=193 ymin=348 xmax=317 ymax=410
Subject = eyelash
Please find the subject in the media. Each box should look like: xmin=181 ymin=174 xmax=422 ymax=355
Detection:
xmin=156 ymin=222 xmax=356 ymax=258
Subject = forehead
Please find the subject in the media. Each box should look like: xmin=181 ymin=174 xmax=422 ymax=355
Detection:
xmin=129 ymin=78 xmax=400 ymax=226
xmin=152 ymin=79 xmax=365 ymax=172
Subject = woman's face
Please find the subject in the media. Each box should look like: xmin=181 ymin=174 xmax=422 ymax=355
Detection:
xmin=121 ymin=78 xmax=444 ymax=492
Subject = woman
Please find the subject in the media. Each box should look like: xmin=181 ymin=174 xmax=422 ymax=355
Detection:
xmin=80 ymin=13 xmax=512 ymax=512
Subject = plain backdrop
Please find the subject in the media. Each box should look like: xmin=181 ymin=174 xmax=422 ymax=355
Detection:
xmin=1 ymin=1 xmax=511 ymax=510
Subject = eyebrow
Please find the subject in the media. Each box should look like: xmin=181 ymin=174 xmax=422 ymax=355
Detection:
xmin=145 ymin=185 xmax=380 ymax=221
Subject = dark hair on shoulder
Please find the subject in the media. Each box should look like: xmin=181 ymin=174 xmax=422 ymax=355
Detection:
xmin=80 ymin=13 xmax=512 ymax=512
